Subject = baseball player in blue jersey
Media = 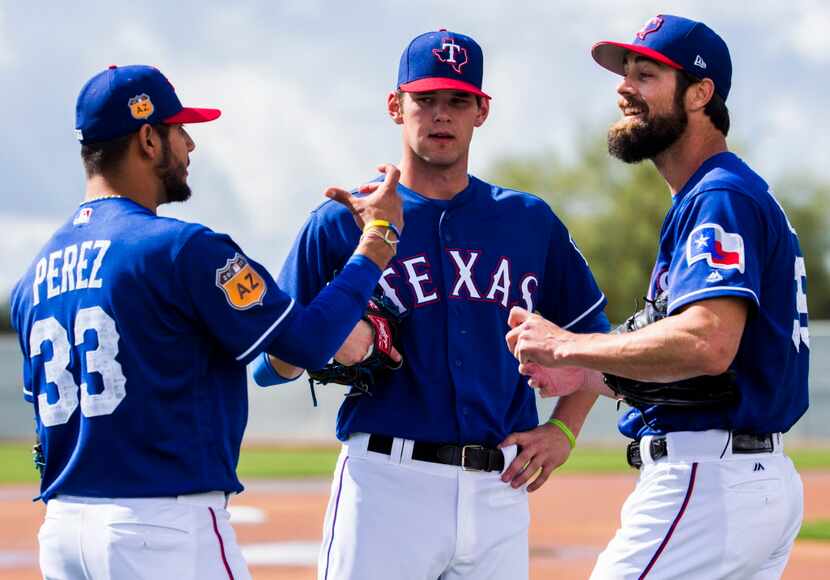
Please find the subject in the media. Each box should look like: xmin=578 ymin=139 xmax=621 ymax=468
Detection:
xmin=253 ymin=30 xmax=610 ymax=579
xmin=10 ymin=64 xmax=403 ymax=579
xmin=507 ymin=15 xmax=808 ymax=579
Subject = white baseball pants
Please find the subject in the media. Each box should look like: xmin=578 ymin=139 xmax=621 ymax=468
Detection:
xmin=38 ymin=491 xmax=251 ymax=580
xmin=318 ymin=433 xmax=529 ymax=580
xmin=591 ymin=430 xmax=803 ymax=580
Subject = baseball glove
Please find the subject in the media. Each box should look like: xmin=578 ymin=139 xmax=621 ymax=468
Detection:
xmin=603 ymin=291 xmax=740 ymax=407
xmin=307 ymin=292 xmax=403 ymax=405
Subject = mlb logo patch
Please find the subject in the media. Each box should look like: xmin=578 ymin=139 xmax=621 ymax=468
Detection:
xmin=686 ymin=223 xmax=745 ymax=273
xmin=216 ymin=253 xmax=267 ymax=310
xmin=73 ymin=207 xmax=93 ymax=226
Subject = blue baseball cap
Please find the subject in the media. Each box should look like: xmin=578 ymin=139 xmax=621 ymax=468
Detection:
xmin=75 ymin=64 xmax=221 ymax=144
xmin=397 ymin=29 xmax=491 ymax=99
xmin=592 ymin=15 xmax=732 ymax=101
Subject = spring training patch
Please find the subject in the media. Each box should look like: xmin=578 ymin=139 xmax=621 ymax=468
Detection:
xmin=216 ymin=253 xmax=267 ymax=310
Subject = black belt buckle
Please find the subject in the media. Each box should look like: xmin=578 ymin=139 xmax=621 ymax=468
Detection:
xmin=461 ymin=444 xmax=485 ymax=471
xmin=626 ymin=440 xmax=642 ymax=469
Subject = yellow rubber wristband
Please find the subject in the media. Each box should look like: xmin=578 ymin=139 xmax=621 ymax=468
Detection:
xmin=547 ymin=418 xmax=576 ymax=449
xmin=364 ymin=219 xmax=391 ymax=232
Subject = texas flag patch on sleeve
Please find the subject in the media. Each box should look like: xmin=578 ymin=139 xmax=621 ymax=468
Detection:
xmin=686 ymin=223 xmax=745 ymax=273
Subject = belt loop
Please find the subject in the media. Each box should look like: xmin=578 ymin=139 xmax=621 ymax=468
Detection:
xmin=640 ymin=436 xmax=652 ymax=466
xmin=397 ymin=438 xmax=412 ymax=465
xmin=347 ymin=433 xmax=371 ymax=458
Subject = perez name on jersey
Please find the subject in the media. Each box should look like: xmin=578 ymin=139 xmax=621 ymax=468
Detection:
xmin=30 ymin=240 xmax=111 ymax=306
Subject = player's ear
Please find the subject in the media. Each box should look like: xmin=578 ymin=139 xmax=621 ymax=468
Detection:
xmin=474 ymin=96 xmax=490 ymax=127
xmin=685 ymin=77 xmax=715 ymax=113
xmin=387 ymin=91 xmax=404 ymax=125
xmin=136 ymin=124 xmax=158 ymax=160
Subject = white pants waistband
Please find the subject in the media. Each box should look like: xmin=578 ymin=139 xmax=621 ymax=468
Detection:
xmin=641 ymin=430 xmax=783 ymax=466
xmin=53 ymin=491 xmax=230 ymax=509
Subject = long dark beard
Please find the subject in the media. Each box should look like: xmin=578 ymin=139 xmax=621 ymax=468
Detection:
xmin=156 ymin=135 xmax=191 ymax=204
xmin=607 ymin=99 xmax=688 ymax=163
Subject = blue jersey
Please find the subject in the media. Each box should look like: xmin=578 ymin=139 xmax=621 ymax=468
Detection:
xmin=11 ymin=197 xmax=377 ymax=501
xmin=619 ymin=153 xmax=810 ymax=438
xmin=278 ymin=176 xmax=608 ymax=446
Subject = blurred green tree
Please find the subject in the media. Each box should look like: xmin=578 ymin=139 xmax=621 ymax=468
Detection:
xmin=488 ymin=135 xmax=830 ymax=322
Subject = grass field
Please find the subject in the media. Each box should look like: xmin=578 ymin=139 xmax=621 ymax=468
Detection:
xmin=798 ymin=519 xmax=830 ymax=541
xmin=2 ymin=440 xmax=828 ymax=484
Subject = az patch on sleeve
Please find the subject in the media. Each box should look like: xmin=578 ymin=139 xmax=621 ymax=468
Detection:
xmin=686 ymin=223 xmax=745 ymax=274
xmin=216 ymin=253 xmax=267 ymax=310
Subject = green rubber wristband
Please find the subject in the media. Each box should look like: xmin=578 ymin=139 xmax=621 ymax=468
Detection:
xmin=547 ymin=418 xmax=576 ymax=449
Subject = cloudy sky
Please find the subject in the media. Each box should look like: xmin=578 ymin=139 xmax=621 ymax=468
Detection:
xmin=1 ymin=0 xmax=827 ymax=295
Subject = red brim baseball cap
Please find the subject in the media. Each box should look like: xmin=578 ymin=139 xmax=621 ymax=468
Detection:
xmin=591 ymin=41 xmax=683 ymax=76
xmin=399 ymin=77 xmax=491 ymax=99
xmin=590 ymin=15 xmax=732 ymax=101
xmin=164 ymin=107 xmax=222 ymax=125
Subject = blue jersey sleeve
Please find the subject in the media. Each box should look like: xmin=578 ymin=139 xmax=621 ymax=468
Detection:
xmin=537 ymin=217 xmax=607 ymax=330
xmin=175 ymin=229 xmax=297 ymax=365
xmin=262 ymin=254 xmax=380 ymax=371
xmin=666 ymin=189 xmax=764 ymax=315
xmin=571 ymin=309 xmax=611 ymax=334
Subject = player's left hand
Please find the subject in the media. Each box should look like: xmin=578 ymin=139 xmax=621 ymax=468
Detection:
xmin=334 ymin=320 xmax=402 ymax=366
xmin=498 ymin=422 xmax=572 ymax=492
xmin=506 ymin=306 xmax=574 ymax=368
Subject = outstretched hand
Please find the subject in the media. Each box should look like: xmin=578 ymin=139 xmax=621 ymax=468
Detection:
xmin=325 ymin=164 xmax=404 ymax=234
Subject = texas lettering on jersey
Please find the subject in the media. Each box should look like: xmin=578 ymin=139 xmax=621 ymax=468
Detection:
xmin=375 ymin=249 xmax=539 ymax=314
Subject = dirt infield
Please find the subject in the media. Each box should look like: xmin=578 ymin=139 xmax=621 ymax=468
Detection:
xmin=2 ymin=472 xmax=828 ymax=579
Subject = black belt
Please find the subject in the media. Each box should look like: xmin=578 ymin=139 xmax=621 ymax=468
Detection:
xmin=367 ymin=434 xmax=505 ymax=472
xmin=627 ymin=433 xmax=775 ymax=469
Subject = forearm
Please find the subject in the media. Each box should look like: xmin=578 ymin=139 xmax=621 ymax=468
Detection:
xmin=251 ymin=352 xmax=303 ymax=387
xmin=549 ymin=389 xmax=599 ymax=438
xmin=561 ymin=315 xmax=725 ymax=382
xmin=263 ymin=255 xmax=380 ymax=371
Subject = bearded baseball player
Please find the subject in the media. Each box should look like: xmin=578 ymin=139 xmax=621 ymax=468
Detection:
xmin=253 ymin=30 xmax=610 ymax=579
xmin=10 ymin=64 xmax=402 ymax=579
xmin=507 ymin=15 xmax=807 ymax=579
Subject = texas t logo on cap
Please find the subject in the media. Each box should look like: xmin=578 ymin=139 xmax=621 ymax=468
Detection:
xmin=636 ymin=16 xmax=664 ymax=40
xmin=433 ymin=38 xmax=469 ymax=74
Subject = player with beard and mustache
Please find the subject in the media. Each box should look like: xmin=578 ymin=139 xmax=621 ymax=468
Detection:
xmin=10 ymin=64 xmax=404 ymax=579
xmin=506 ymin=15 xmax=807 ymax=579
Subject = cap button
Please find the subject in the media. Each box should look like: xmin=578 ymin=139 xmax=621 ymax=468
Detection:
xmin=438 ymin=28 xmax=447 ymax=31
xmin=108 ymin=64 xmax=117 ymax=69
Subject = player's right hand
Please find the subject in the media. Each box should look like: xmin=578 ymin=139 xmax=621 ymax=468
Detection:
xmin=325 ymin=164 xmax=404 ymax=235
